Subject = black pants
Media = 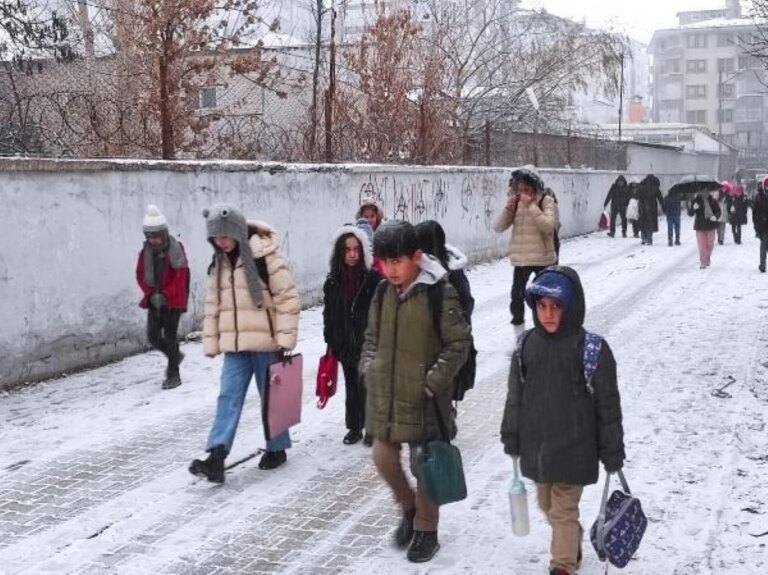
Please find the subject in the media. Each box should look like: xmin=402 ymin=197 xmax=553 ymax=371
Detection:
xmin=610 ymin=207 xmax=628 ymax=236
xmin=731 ymin=223 xmax=742 ymax=244
xmin=760 ymin=233 xmax=768 ymax=268
xmin=630 ymin=220 xmax=639 ymax=237
xmin=341 ymin=358 xmax=366 ymax=433
xmin=147 ymin=308 xmax=182 ymax=376
xmin=510 ymin=265 xmax=546 ymax=323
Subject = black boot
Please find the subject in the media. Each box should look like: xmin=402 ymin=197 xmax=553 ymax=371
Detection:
xmin=189 ymin=445 xmax=227 ymax=483
xmin=343 ymin=430 xmax=363 ymax=445
xmin=407 ymin=531 xmax=440 ymax=563
xmin=394 ymin=508 xmax=415 ymax=548
xmin=258 ymin=450 xmax=287 ymax=470
xmin=363 ymin=432 xmax=373 ymax=447
xmin=162 ymin=371 xmax=181 ymax=390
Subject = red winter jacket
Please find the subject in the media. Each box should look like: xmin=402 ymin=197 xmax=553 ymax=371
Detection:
xmin=136 ymin=243 xmax=190 ymax=311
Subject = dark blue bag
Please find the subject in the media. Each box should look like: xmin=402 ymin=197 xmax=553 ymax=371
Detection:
xmin=590 ymin=470 xmax=648 ymax=569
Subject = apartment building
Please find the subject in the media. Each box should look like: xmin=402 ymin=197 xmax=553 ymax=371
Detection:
xmin=650 ymin=0 xmax=768 ymax=171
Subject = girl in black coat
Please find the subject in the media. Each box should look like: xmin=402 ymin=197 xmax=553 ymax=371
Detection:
xmin=637 ymin=175 xmax=665 ymax=245
xmin=725 ymin=190 xmax=749 ymax=245
xmin=323 ymin=223 xmax=381 ymax=445
xmin=415 ymin=220 xmax=477 ymax=402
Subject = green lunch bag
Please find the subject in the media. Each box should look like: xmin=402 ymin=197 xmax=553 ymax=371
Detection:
xmin=415 ymin=399 xmax=468 ymax=506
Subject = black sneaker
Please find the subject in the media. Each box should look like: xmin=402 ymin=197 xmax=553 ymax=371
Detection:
xmin=363 ymin=432 xmax=373 ymax=447
xmin=668 ymin=239 xmax=673 ymax=247
xmin=511 ymin=318 xmax=524 ymax=326
xmin=394 ymin=508 xmax=415 ymax=548
xmin=343 ymin=430 xmax=363 ymax=445
xmin=189 ymin=445 xmax=226 ymax=483
xmin=760 ymin=265 xmax=766 ymax=273
xmin=407 ymin=531 xmax=439 ymax=563
xmin=258 ymin=450 xmax=287 ymax=470
xmin=607 ymin=232 xmax=615 ymax=238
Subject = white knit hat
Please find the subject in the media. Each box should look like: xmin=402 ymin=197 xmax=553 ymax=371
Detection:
xmin=143 ymin=204 xmax=168 ymax=233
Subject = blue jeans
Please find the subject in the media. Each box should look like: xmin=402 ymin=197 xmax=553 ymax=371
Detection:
xmin=667 ymin=214 xmax=681 ymax=243
xmin=206 ymin=351 xmax=292 ymax=453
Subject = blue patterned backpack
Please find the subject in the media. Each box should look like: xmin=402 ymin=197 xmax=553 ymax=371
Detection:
xmin=590 ymin=470 xmax=648 ymax=568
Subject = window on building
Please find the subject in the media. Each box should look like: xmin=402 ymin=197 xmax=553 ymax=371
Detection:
xmin=717 ymin=32 xmax=734 ymax=47
xmin=738 ymin=55 xmax=762 ymax=70
xmin=685 ymin=84 xmax=707 ymax=99
xmin=660 ymin=59 xmax=681 ymax=74
xmin=686 ymin=110 xmax=707 ymax=124
xmin=719 ymin=83 xmax=735 ymax=98
xmin=717 ymin=58 xmax=735 ymax=73
xmin=686 ymin=33 xmax=708 ymax=49
xmin=735 ymin=106 xmax=762 ymax=123
xmin=737 ymin=75 xmax=763 ymax=95
xmin=686 ymin=59 xmax=707 ymax=73
xmin=718 ymin=109 xmax=734 ymax=123
xmin=196 ymin=86 xmax=218 ymax=110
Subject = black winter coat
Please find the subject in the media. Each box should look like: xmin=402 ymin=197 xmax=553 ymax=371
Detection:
xmin=726 ymin=194 xmax=749 ymax=226
xmin=500 ymin=266 xmax=625 ymax=485
xmin=323 ymin=225 xmax=382 ymax=363
xmin=753 ymin=192 xmax=768 ymax=235
xmin=637 ymin=176 xmax=664 ymax=232
xmin=604 ymin=176 xmax=629 ymax=212
xmin=687 ymin=195 xmax=722 ymax=231
xmin=323 ymin=271 xmax=380 ymax=364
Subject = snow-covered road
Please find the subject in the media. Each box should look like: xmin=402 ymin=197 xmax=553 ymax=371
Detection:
xmin=1 ymin=219 xmax=766 ymax=574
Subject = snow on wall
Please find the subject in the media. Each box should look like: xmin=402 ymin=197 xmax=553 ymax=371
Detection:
xmin=0 ymin=158 xmax=622 ymax=388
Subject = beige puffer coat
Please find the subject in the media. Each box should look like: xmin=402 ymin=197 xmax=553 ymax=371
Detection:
xmin=203 ymin=221 xmax=301 ymax=356
xmin=493 ymin=193 xmax=558 ymax=266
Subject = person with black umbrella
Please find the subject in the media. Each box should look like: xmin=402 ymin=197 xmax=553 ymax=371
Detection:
xmin=687 ymin=191 xmax=722 ymax=269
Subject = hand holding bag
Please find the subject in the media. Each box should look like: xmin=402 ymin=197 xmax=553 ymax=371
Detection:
xmin=315 ymin=348 xmax=338 ymax=409
xmin=590 ymin=470 xmax=648 ymax=569
xmin=414 ymin=398 xmax=467 ymax=506
xmin=263 ymin=353 xmax=303 ymax=441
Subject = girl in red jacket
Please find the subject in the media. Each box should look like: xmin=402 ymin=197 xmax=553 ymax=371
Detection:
xmin=135 ymin=205 xmax=190 ymax=389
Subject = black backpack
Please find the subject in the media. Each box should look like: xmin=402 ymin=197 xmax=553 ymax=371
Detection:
xmin=374 ymin=278 xmax=476 ymax=401
xmin=539 ymin=190 xmax=561 ymax=260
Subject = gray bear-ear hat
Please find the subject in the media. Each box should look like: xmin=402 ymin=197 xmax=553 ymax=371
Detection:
xmin=509 ymin=165 xmax=545 ymax=191
xmin=203 ymin=204 xmax=264 ymax=307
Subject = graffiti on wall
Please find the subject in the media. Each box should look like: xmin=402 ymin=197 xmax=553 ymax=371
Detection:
xmin=358 ymin=173 xmax=499 ymax=229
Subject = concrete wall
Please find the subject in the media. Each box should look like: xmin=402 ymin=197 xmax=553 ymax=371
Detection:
xmin=0 ymin=159 xmax=625 ymax=388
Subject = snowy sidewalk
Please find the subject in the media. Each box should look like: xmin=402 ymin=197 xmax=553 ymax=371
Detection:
xmin=1 ymin=222 xmax=767 ymax=574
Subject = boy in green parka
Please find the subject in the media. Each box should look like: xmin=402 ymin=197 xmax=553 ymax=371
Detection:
xmin=360 ymin=220 xmax=471 ymax=564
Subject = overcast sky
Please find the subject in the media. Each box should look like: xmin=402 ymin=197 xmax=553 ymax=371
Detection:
xmin=523 ymin=1 xmax=747 ymax=43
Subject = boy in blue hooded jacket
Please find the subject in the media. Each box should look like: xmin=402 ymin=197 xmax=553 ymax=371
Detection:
xmin=500 ymin=266 xmax=625 ymax=575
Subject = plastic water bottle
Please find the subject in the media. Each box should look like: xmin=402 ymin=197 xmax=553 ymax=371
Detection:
xmin=508 ymin=458 xmax=530 ymax=537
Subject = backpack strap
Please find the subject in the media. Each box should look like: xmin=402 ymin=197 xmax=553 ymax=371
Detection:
xmin=582 ymin=331 xmax=603 ymax=395
xmin=516 ymin=329 xmax=533 ymax=384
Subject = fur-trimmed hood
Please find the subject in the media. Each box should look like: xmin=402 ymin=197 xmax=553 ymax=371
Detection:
xmin=329 ymin=224 xmax=374 ymax=274
xmin=446 ymin=243 xmax=468 ymax=271
xmin=356 ymin=194 xmax=385 ymax=222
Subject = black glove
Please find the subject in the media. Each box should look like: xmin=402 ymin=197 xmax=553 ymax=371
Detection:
xmin=603 ymin=460 xmax=624 ymax=474
xmin=149 ymin=293 xmax=167 ymax=308
xmin=276 ymin=348 xmax=290 ymax=363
